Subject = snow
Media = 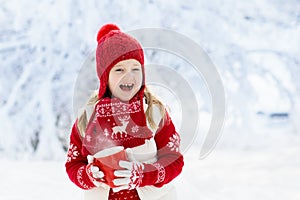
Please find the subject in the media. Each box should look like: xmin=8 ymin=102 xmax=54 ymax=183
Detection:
xmin=1 ymin=144 xmax=300 ymax=200
xmin=1 ymin=0 xmax=300 ymax=199
xmin=0 ymin=160 xmax=82 ymax=200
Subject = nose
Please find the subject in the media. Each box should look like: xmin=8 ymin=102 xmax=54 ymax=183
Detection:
xmin=123 ymin=70 xmax=135 ymax=79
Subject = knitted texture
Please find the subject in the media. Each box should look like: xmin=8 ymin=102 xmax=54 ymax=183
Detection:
xmin=65 ymin=109 xmax=184 ymax=199
xmin=65 ymin=23 xmax=183 ymax=200
xmin=95 ymin=24 xmax=145 ymax=99
xmin=108 ymin=188 xmax=140 ymax=200
xmin=82 ymin=95 xmax=153 ymax=156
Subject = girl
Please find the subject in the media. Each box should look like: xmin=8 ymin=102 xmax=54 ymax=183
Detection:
xmin=65 ymin=23 xmax=184 ymax=200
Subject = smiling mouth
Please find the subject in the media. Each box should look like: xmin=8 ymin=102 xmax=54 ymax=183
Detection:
xmin=120 ymin=83 xmax=134 ymax=91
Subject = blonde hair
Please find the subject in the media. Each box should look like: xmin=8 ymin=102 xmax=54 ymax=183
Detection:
xmin=77 ymin=87 xmax=165 ymax=137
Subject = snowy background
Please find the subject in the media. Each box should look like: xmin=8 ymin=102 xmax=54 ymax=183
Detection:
xmin=1 ymin=0 xmax=300 ymax=199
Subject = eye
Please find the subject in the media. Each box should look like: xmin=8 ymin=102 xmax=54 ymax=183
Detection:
xmin=115 ymin=68 xmax=124 ymax=72
xmin=133 ymin=68 xmax=140 ymax=71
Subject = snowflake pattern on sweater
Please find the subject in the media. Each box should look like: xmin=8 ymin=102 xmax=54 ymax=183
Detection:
xmin=65 ymin=102 xmax=184 ymax=199
xmin=167 ymin=132 xmax=180 ymax=152
xmin=66 ymin=143 xmax=79 ymax=162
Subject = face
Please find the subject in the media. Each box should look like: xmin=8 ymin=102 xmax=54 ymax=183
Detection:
xmin=108 ymin=59 xmax=143 ymax=102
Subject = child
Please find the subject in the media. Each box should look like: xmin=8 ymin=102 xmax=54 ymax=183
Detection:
xmin=65 ymin=23 xmax=184 ymax=200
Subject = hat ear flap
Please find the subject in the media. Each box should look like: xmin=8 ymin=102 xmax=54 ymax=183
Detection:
xmin=97 ymin=24 xmax=120 ymax=42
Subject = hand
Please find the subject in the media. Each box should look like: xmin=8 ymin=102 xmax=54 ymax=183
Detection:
xmin=112 ymin=149 xmax=144 ymax=192
xmin=86 ymin=155 xmax=106 ymax=188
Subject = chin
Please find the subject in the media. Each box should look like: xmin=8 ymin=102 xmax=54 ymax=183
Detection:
xmin=117 ymin=94 xmax=133 ymax=102
xmin=115 ymin=89 xmax=140 ymax=102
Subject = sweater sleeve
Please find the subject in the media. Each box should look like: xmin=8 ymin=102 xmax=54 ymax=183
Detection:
xmin=65 ymin=121 xmax=95 ymax=190
xmin=141 ymin=111 xmax=184 ymax=187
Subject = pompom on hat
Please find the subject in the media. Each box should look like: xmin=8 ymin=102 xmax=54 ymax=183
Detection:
xmin=95 ymin=24 xmax=145 ymax=99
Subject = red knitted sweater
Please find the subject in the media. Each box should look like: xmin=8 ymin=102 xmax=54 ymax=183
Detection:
xmin=65 ymin=103 xmax=184 ymax=199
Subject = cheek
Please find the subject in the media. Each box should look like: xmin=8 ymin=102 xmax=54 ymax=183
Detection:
xmin=137 ymin=73 xmax=143 ymax=84
xmin=108 ymin=75 xmax=118 ymax=91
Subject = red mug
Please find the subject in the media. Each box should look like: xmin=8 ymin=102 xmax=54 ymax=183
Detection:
xmin=92 ymin=146 xmax=127 ymax=188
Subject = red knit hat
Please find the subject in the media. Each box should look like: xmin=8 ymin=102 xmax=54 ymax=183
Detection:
xmin=95 ymin=24 xmax=145 ymax=99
